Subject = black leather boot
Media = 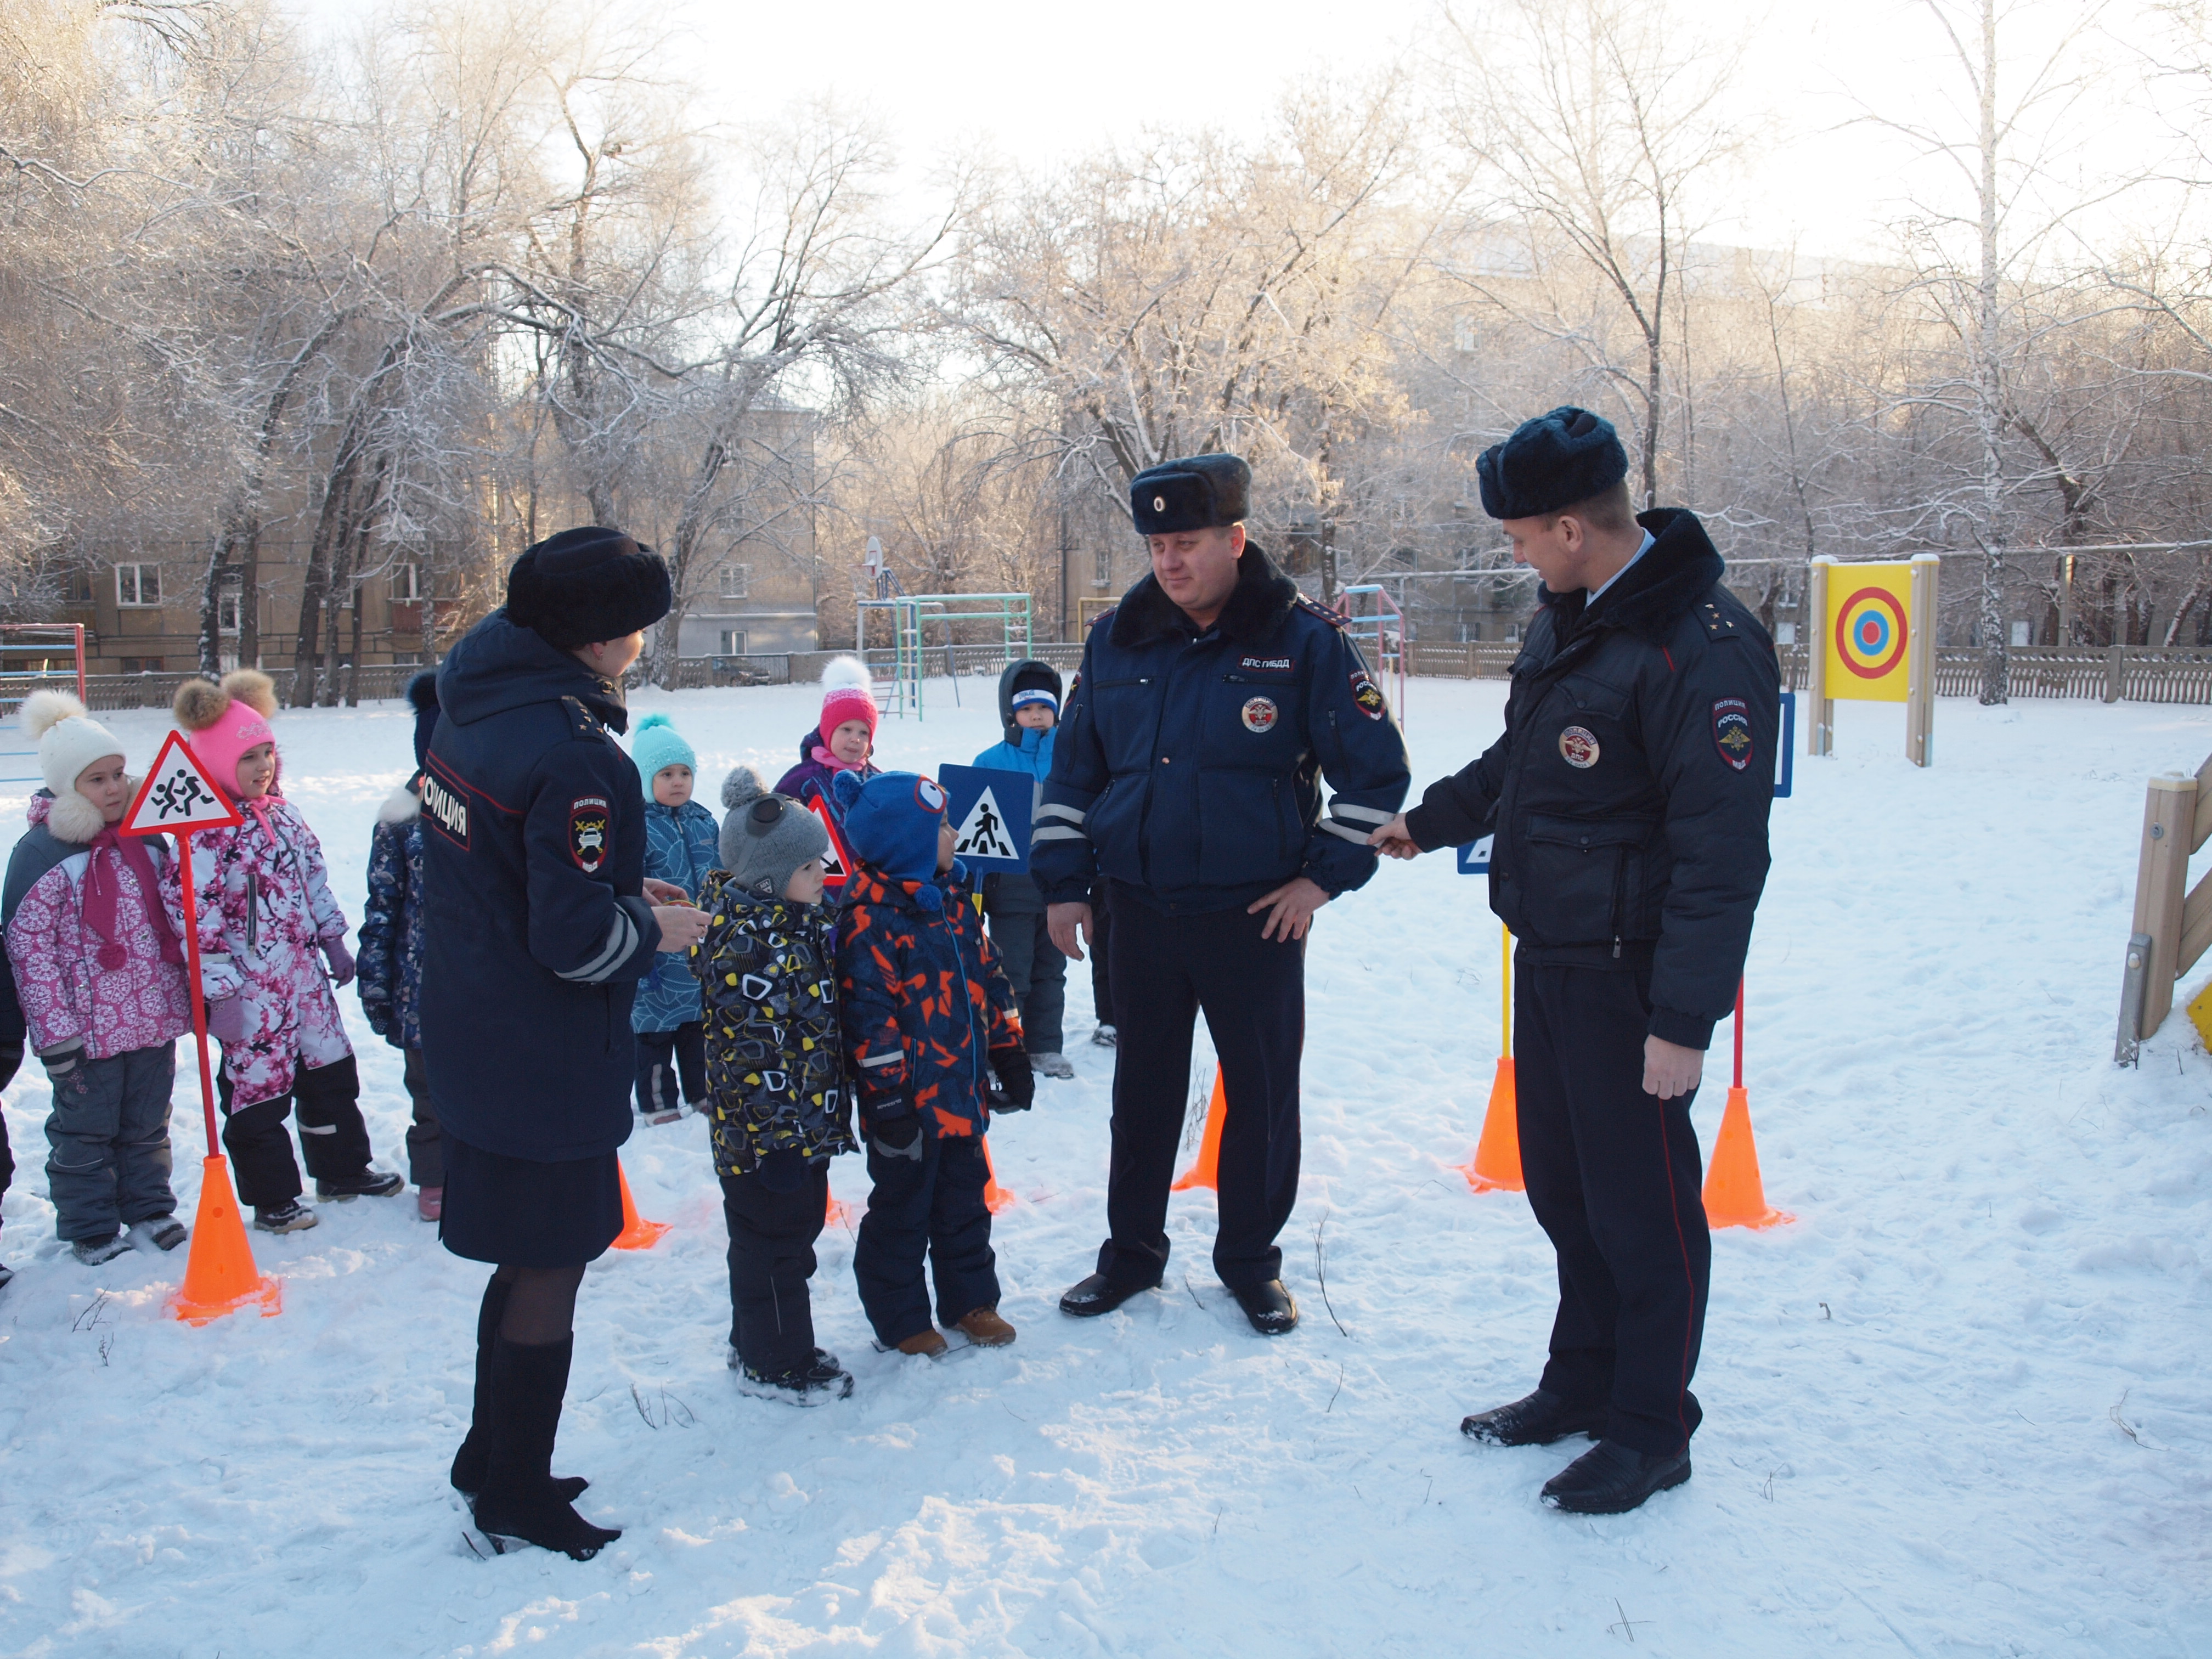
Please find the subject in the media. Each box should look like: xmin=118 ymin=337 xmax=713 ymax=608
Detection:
xmin=470 ymin=1335 xmax=621 ymax=1560
xmin=1229 ymin=1278 xmax=1298 ymax=1336
xmin=452 ymin=1278 xmax=587 ymax=1502
xmin=1059 ymin=1272 xmax=1158 ymax=1317
xmin=1460 ymin=1388 xmax=1608 ymax=1447
xmin=1539 ymin=1438 xmax=1692 ymax=1514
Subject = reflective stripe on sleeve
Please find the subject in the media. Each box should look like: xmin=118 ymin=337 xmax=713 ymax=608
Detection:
xmin=1032 ymin=826 xmax=1088 ymax=843
xmin=860 ymin=1049 xmax=905 ymax=1069
xmin=1036 ymin=803 xmax=1086 ymax=825
xmin=1328 ymin=801 xmax=1394 ymax=825
xmin=557 ymin=911 xmax=638 ymax=984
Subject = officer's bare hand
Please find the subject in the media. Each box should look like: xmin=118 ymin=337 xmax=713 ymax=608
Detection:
xmin=651 ymin=905 xmax=710 ymax=952
xmin=1048 ymin=902 xmax=1093 ymax=962
xmin=1643 ymin=1035 xmax=1704 ymax=1099
xmin=1248 ymin=877 xmax=1331 ymax=942
xmin=641 ymin=877 xmax=689 ymax=904
xmin=1367 ymin=814 xmax=1423 ymax=861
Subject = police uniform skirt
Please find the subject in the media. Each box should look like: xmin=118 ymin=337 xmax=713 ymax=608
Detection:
xmin=438 ymin=1132 xmax=624 ymax=1268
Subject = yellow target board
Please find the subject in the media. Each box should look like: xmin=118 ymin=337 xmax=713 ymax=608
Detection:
xmin=1823 ymin=562 xmax=1915 ymax=702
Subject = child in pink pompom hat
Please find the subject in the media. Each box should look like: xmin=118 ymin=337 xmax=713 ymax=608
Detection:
xmin=162 ymin=671 xmax=403 ymax=1233
xmin=775 ymin=658 xmax=881 ymax=886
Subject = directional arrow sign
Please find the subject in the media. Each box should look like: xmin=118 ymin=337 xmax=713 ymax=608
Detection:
xmin=941 ymin=763 xmax=1033 ymax=872
xmin=805 ymin=796 xmax=855 ymax=891
xmin=121 ymin=730 xmax=241 ymax=837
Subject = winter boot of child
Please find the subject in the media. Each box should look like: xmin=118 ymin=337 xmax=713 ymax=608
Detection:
xmin=895 ymin=1329 xmax=949 ymax=1358
xmin=1031 ymin=1052 xmax=1075 ymax=1080
xmin=254 ymin=1200 xmax=318 ymax=1233
xmin=316 ymin=1168 xmax=404 ymax=1200
xmin=416 ymin=1186 xmax=443 ymax=1223
xmin=131 ymin=1216 xmax=188 ymax=1252
xmin=1091 ymin=1025 xmax=1117 ymax=1048
xmin=470 ymin=1334 xmax=620 ymax=1561
xmin=0 ymin=1260 xmax=12 ymax=1291
xmin=956 ymin=1307 xmax=1017 ymax=1347
xmin=452 ymin=1278 xmax=586 ymax=1502
xmin=71 ymin=1233 xmax=131 ymax=1266
xmin=731 ymin=1346 xmax=854 ymax=1406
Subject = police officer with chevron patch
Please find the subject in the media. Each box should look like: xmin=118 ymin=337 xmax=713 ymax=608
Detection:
xmin=1368 ymin=408 xmax=1779 ymax=1515
xmin=1036 ymin=453 xmax=1410 ymax=1336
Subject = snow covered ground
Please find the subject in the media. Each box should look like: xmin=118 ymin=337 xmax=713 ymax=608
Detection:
xmin=2 ymin=674 xmax=2210 ymax=1657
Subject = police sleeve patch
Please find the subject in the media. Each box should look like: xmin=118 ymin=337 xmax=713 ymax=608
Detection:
xmin=1350 ymin=670 xmax=1388 ymax=720
xmin=569 ymin=796 xmax=612 ymax=872
xmin=1712 ymin=698 xmax=1754 ymax=771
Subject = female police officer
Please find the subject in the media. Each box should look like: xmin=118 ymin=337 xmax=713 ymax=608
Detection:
xmin=420 ymin=527 xmax=709 ymax=1559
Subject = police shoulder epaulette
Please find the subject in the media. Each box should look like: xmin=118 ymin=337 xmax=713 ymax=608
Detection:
xmin=1296 ymin=594 xmax=1348 ymax=629
xmin=1699 ymin=599 xmax=1743 ymax=642
xmin=560 ymin=695 xmax=608 ymax=740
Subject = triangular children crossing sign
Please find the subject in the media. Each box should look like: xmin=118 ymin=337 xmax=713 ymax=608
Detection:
xmin=122 ymin=731 xmax=242 ymax=838
xmin=939 ymin=764 xmax=1034 ymax=873
xmin=805 ymin=796 xmax=855 ymax=891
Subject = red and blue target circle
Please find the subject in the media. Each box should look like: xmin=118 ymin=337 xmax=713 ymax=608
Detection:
xmin=1835 ymin=587 xmax=1909 ymax=679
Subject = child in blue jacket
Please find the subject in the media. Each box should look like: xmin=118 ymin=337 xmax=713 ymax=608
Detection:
xmin=970 ymin=659 xmax=1071 ymax=1079
xmin=630 ymin=713 xmax=720 ymax=1124
xmin=833 ymin=769 xmax=1032 ymax=1357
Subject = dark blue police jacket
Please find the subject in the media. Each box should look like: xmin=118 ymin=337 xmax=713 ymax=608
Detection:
xmin=419 ymin=613 xmax=661 ymax=1160
xmin=1034 ymin=543 xmax=1410 ymax=915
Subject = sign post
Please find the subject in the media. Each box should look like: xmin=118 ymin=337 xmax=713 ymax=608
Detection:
xmin=120 ymin=731 xmax=280 ymax=1324
xmin=1814 ymin=555 xmax=1936 ymax=767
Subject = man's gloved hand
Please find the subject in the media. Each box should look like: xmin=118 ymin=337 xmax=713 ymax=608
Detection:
xmin=868 ymin=1111 xmax=923 ymax=1161
xmin=321 ymin=935 xmax=356 ymax=987
xmin=206 ymin=997 xmax=249 ymax=1045
xmin=989 ymin=1046 xmax=1034 ymax=1113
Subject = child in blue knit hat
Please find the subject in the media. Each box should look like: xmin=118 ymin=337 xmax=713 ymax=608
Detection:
xmin=831 ymin=769 xmax=1032 ymax=1357
xmin=630 ymin=712 xmax=720 ymax=1125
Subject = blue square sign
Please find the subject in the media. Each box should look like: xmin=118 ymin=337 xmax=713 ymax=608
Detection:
xmin=940 ymin=764 xmax=1036 ymax=873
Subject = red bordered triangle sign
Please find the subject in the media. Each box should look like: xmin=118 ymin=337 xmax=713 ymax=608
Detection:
xmin=806 ymin=797 xmax=854 ymax=890
xmin=121 ymin=730 xmax=242 ymax=838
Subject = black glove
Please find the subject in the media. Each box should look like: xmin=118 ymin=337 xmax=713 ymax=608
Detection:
xmin=990 ymin=1046 xmax=1034 ymax=1113
xmin=869 ymin=1111 xmax=923 ymax=1160
xmin=757 ymin=1147 xmax=809 ymax=1193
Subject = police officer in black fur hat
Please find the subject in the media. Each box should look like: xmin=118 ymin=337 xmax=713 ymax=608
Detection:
xmin=1369 ymin=408 xmax=1779 ymax=1515
xmin=1036 ymin=453 xmax=1410 ymax=1336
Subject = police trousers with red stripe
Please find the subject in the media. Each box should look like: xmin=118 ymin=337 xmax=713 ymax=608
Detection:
xmin=1514 ymin=956 xmax=1710 ymax=1457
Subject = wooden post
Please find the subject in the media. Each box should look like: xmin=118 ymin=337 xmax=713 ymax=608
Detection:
xmin=2105 ymin=644 xmax=2126 ymax=705
xmin=2131 ymin=772 xmax=2197 ymax=1039
xmin=1905 ymin=554 xmax=1939 ymax=768
xmin=1806 ymin=556 xmax=1834 ymax=756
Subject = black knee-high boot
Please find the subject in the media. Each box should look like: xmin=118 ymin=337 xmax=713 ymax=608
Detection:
xmin=452 ymin=1276 xmax=585 ymax=1501
xmin=470 ymin=1334 xmax=621 ymax=1560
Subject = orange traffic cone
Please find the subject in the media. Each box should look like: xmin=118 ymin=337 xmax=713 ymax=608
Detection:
xmin=1170 ymin=1070 xmax=1227 ymax=1192
xmin=826 ymin=1186 xmax=854 ymax=1228
xmin=982 ymin=1138 xmax=1017 ymax=1215
xmin=170 ymin=1155 xmax=281 ymax=1325
xmin=1703 ymin=1085 xmax=1791 ymax=1229
xmin=612 ymin=1160 xmax=670 ymax=1249
xmin=1458 ymin=1057 xmax=1523 ymax=1193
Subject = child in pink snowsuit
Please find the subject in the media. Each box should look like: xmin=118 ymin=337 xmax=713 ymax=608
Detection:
xmin=161 ymin=672 xmax=402 ymax=1233
xmin=1 ymin=692 xmax=192 ymax=1264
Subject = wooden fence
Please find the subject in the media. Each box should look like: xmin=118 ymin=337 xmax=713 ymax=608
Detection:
xmin=2116 ymin=753 xmax=2212 ymax=1059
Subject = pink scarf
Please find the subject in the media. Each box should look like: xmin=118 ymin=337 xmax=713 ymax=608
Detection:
xmin=82 ymin=827 xmax=183 ymax=971
xmin=809 ymin=747 xmax=871 ymax=774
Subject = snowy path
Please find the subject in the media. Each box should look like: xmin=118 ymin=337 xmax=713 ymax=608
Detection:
xmin=1 ymin=679 xmax=2208 ymax=1657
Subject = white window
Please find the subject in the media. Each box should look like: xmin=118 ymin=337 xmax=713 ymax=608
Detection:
xmin=719 ymin=630 xmax=746 ymax=656
xmin=1775 ymin=622 xmax=1798 ymax=645
xmin=1093 ymin=545 xmax=1112 ymax=588
xmin=718 ymin=564 xmax=749 ymax=601
xmin=392 ymin=563 xmax=421 ymax=602
xmin=116 ymin=563 xmax=160 ymax=607
xmin=218 ymin=594 xmax=241 ymax=635
xmin=2010 ymin=620 xmax=2032 ymax=647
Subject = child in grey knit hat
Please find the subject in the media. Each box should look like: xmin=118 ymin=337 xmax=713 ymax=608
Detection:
xmin=691 ymin=766 xmax=856 ymax=1404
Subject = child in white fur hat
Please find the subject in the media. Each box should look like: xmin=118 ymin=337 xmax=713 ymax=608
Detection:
xmin=0 ymin=692 xmax=191 ymax=1264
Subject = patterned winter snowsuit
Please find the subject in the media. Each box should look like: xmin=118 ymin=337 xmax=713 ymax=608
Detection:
xmin=837 ymin=857 xmax=1022 ymax=1345
xmin=358 ymin=776 xmax=443 ymax=1187
xmin=632 ymin=797 xmax=720 ymax=1034
xmin=163 ymin=795 xmax=353 ymax=1108
xmin=694 ymin=870 xmax=853 ymax=1177
xmin=4 ymin=791 xmax=189 ymax=1242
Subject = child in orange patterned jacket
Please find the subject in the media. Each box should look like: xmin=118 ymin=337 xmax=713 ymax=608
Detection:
xmin=830 ymin=768 xmax=1032 ymax=1357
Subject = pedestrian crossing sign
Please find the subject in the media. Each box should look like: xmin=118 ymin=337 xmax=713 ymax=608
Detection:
xmin=121 ymin=730 xmax=242 ymax=837
xmin=940 ymin=764 xmax=1034 ymax=872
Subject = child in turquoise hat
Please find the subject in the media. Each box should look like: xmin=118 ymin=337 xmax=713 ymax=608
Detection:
xmin=630 ymin=713 xmax=719 ymax=1124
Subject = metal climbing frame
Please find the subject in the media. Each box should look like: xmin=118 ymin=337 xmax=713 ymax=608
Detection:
xmin=854 ymin=593 xmax=1033 ymax=721
xmin=1337 ymin=585 xmax=1407 ymax=728
xmin=0 ymin=624 xmax=88 ymax=785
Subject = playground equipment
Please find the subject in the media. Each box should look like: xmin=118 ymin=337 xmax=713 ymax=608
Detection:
xmin=1806 ymin=555 xmax=1939 ymax=766
xmin=1336 ymin=584 xmax=1407 ymax=727
xmin=0 ymin=624 xmax=88 ymax=785
xmin=855 ymin=592 xmax=1032 ymax=721
xmin=2117 ymin=748 xmax=2212 ymax=1060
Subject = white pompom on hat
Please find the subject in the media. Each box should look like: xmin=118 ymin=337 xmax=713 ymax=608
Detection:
xmin=20 ymin=690 xmax=127 ymax=843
